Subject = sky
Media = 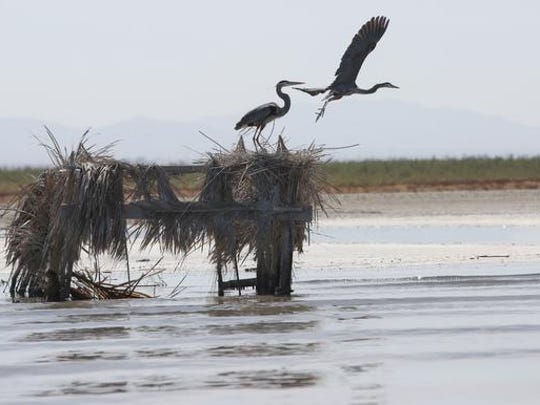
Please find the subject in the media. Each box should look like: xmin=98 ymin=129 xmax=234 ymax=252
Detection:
xmin=0 ymin=0 xmax=539 ymax=129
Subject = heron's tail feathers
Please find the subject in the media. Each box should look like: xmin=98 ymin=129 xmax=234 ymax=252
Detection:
xmin=234 ymin=121 xmax=243 ymax=130
xmin=293 ymin=86 xmax=328 ymax=96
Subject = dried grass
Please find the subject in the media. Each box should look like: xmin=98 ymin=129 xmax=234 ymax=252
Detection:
xmin=5 ymin=131 xmax=328 ymax=301
xmin=70 ymin=268 xmax=154 ymax=300
xmin=199 ymin=138 xmax=330 ymax=271
xmin=5 ymin=130 xmax=128 ymax=300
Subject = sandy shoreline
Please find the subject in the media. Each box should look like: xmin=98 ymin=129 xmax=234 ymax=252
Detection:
xmin=307 ymin=189 xmax=540 ymax=269
xmin=326 ymin=189 xmax=540 ymax=218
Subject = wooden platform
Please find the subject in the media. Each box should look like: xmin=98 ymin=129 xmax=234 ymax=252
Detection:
xmin=60 ymin=161 xmax=313 ymax=297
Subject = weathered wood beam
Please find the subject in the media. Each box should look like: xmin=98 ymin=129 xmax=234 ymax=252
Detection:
xmin=221 ymin=277 xmax=257 ymax=290
xmin=122 ymin=201 xmax=312 ymax=222
xmin=60 ymin=202 xmax=312 ymax=222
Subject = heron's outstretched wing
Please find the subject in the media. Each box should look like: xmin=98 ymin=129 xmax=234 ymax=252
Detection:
xmin=332 ymin=16 xmax=389 ymax=87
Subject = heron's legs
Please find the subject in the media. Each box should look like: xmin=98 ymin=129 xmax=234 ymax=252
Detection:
xmin=315 ymin=99 xmax=330 ymax=122
xmin=254 ymin=124 xmax=266 ymax=150
xmin=252 ymin=127 xmax=263 ymax=151
xmin=255 ymin=130 xmax=262 ymax=150
xmin=316 ymin=93 xmax=340 ymax=122
xmin=252 ymin=129 xmax=258 ymax=150
xmin=258 ymin=120 xmax=276 ymax=147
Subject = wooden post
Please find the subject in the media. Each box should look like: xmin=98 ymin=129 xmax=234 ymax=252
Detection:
xmin=216 ymin=259 xmax=224 ymax=297
xmin=276 ymin=221 xmax=294 ymax=295
xmin=221 ymin=277 xmax=256 ymax=290
xmin=46 ymin=249 xmax=68 ymax=301
xmin=233 ymin=255 xmax=242 ymax=296
xmin=44 ymin=270 xmax=61 ymax=302
xmin=275 ymin=163 xmax=299 ymax=296
xmin=263 ymin=219 xmax=296 ymax=297
xmin=256 ymin=244 xmax=275 ymax=295
xmin=255 ymin=218 xmax=277 ymax=296
xmin=123 ymin=234 xmax=131 ymax=283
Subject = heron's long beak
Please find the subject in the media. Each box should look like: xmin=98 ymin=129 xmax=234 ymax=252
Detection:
xmin=389 ymin=84 xmax=399 ymax=89
xmin=286 ymin=81 xmax=305 ymax=86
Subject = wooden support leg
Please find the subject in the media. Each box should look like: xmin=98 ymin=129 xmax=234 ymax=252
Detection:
xmin=276 ymin=221 xmax=294 ymax=296
xmin=217 ymin=259 xmax=224 ymax=297
xmin=45 ymin=270 xmax=61 ymax=302
xmin=255 ymin=217 xmax=276 ymax=295
xmin=256 ymin=249 xmax=269 ymax=294
xmin=233 ymin=254 xmax=241 ymax=296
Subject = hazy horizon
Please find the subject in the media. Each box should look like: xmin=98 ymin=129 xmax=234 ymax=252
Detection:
xmin=1 ymin=97 xmax=539 ymax=167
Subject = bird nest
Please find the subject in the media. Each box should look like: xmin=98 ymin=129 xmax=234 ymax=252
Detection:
xmin=4 ymin=132 xmax=329 ymax=301
xmin=198 ymin=139 xmax=328 ymax=265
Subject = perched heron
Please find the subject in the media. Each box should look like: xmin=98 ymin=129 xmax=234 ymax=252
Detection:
xmin=235 ymin=80 xmax=304 ymax=148
xmin=295 ymin=16 xmax=398 ymax=121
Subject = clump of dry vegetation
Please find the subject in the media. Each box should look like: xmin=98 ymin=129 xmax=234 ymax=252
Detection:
xmin=70 ymin=268 xmax=154 ymax=300
xmin=5 ymin=129 xmax=129 ymax=301
xmin=201 ymin=139 xmax=327 ymax=257
xmin=4 ymin=131 xmax=327 ymax=301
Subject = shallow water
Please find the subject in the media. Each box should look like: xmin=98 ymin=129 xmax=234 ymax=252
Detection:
xmin=313 ymin=223 xmax=540 ymax=244
xmin=1 ymin=217 xmax=540 ymax=405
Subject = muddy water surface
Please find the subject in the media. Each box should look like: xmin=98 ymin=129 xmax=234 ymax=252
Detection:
xmin=1 ymin=213 xmax=540 ymax=405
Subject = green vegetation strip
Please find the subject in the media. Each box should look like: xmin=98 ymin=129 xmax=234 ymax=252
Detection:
xmin=0 ymin=167 xmax=44 ymax=195
xmin=320 ymin=156 xmax=540 ymax=188
xmin=2 ymin=156 xmax=540 ymax=194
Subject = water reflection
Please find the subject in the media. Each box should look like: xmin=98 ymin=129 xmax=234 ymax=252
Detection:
xmin=341 ymin=363 xmax=385 ymax=405
xmin=341 ymin=363 xmax=381 ymax=374
xmin=351 ymin=384 xmax=384 ymax=405
xmin=135 ymin=348 xmax=187 ymax=359
xmin=37 ymin=369 xmax=319 ymax=397
xmin=39 ymin=350 xmax=128 ymax=363
xmin=337 ymin=314 xmax=380 ymax=321
xmin=205 ymin=301 xmax=312 ymax=317
xmin=39 ymin=380 xmax=130 ymax=396
xmin=22 ymin=326 xmax=129 ymax=342
xmin=204 ymin=369 xmax=319 ymax=389
xmin=133 ymin=375 xmax=183 ymax=391
xmin=64 ymin=313 xmax=130 ymax=323
xmin=134 ymin=324 xmax=197 ymax=337
xmin=208 ymin=342 xmax=320 ymax=357
xmin=5 ymin=257 xmax=540 ymax=405
xmin=208 ymin=320 xmax=318 ymax=335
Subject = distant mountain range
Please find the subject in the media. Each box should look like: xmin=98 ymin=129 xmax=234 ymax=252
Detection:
xmin=1 ymin=99 xmax=539 ymax=167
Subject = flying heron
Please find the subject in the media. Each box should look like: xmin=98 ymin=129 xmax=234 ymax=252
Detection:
xmin=295 ymin=16 xmax=398 ymax=121
xmin=235 ymin=80 xmax=304 ymax=148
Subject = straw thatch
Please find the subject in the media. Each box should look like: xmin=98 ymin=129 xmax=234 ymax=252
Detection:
xmin=70 ymin=268 xmax=154 ymax=300
xmin=5 ymin=130 xmax=129 ymax=300
xmin=5 ymin=131 xmax=327 ymax=301
xmin=127 ymin=164 xmax=209 ymax=256
xmin=199 ymin=139 xmax=327 ymax=267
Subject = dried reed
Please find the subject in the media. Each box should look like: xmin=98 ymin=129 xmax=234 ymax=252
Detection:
xmin=5 ymin=131 xmax=327 ymax=301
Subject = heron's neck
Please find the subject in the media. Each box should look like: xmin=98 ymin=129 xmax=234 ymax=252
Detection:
xmin=355 ymin=83 xmax=387 ymax=94
xmin=276 ymin=85 xmax=291 ymax=116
